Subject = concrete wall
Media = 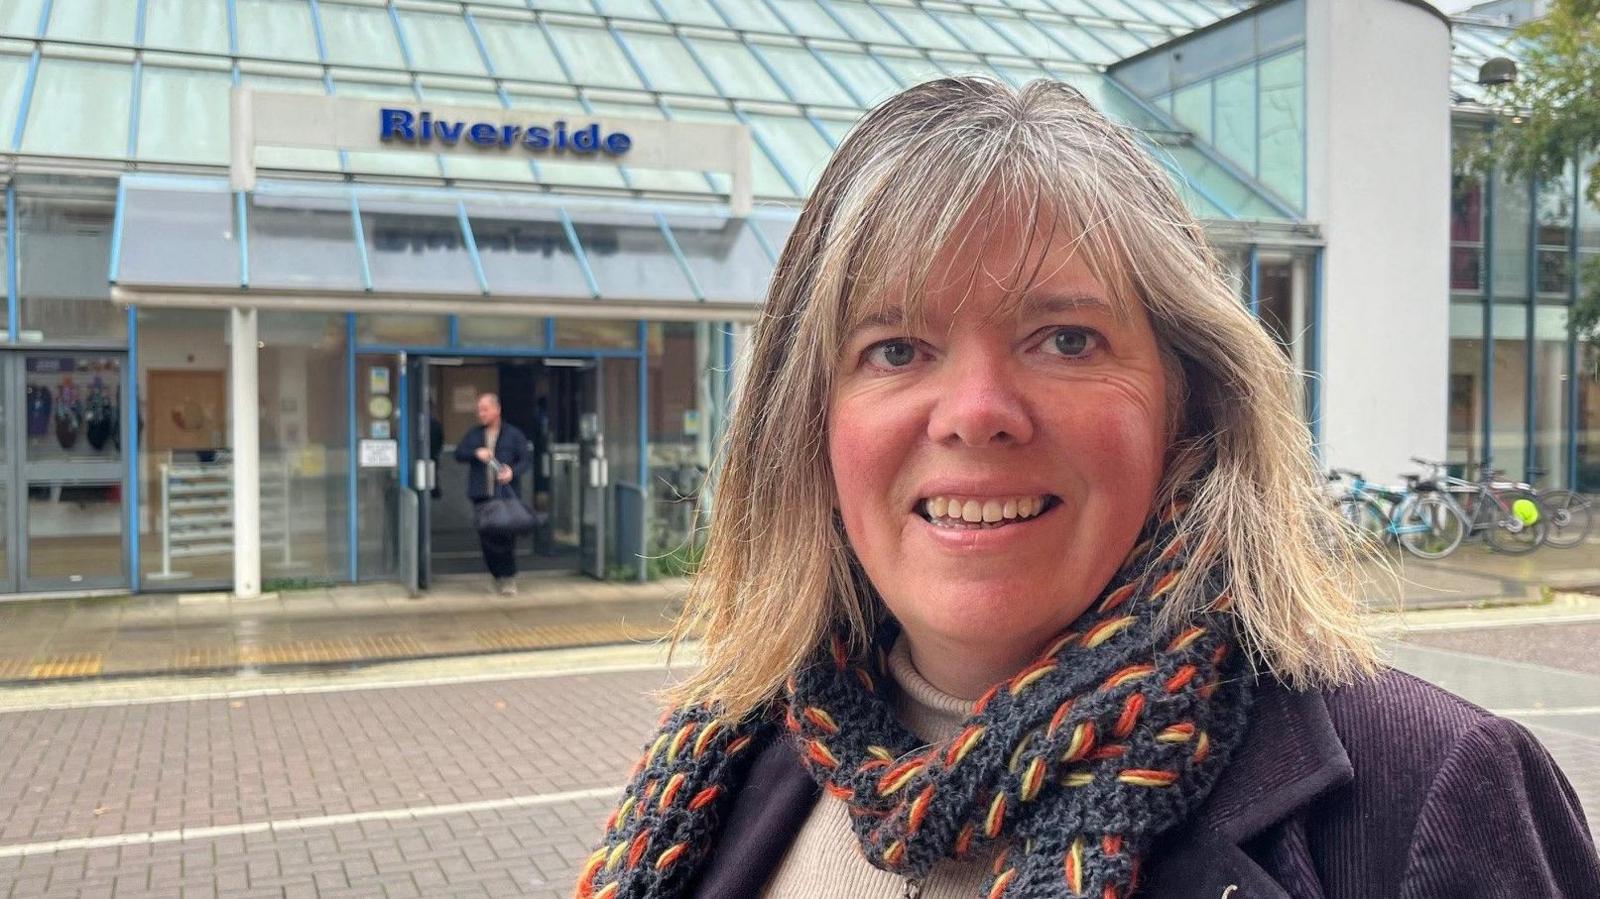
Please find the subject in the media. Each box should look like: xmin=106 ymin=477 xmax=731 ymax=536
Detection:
xmin=1305 ymin=0 xmax=1452 ymax=481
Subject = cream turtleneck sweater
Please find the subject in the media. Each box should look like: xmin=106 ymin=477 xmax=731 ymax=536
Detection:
xmin=761 ymin=638 xmax=998 ymax=898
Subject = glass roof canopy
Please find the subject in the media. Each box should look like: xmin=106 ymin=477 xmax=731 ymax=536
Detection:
xmin=110 ymin=175 xmax=796 ymax=320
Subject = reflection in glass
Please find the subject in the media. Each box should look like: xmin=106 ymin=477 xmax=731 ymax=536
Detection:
xmin=467 ymin=210 xmax=593 ymax=298
xmin=359 ymin=205 xmax=480 ymax=295
xmin=567 ymin=216 xmax=694 ymax=301
xmin=18 ymin=195 xmax=126 ymax=341
xmin=458 ymin=315 xmax=547 ymax=348
xmin=248 ymin=190 xmax=365 ymax=291
xmin=24 ymin=356 xmax=123 ymax=462
xmin=357 ymin=315 xmax=451 ymax=346
xmin=27 ymin=482 xmax=123 ymax=582
xmin=664 ymin=218 xmax=776 ymax=303
xmin=555 ymin=319 xmax=639 ymax=349
xmin=118 ymin=187 xmax=240 ymax=288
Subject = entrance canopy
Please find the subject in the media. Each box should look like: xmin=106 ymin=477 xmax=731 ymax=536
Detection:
xmin=108 ymin=175 xmax=797 ymax=323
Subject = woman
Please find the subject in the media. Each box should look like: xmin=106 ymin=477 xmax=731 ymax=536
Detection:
xmin=576 ymin=79 xmax=1598 ymax=898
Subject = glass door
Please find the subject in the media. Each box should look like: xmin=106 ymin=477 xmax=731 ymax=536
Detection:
xmin=577 ymin=362 xmax=607 ymax=579
xmin=407 ymin=356 xmax=435 ymax=591
xmin=9 ymin=352 xmax=128 ymax=592
xmin=0 ymin=356 xmax=13 ymax=593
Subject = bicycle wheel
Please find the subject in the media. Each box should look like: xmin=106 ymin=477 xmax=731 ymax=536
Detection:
xmin=1485 ymin=488 xmax=1547 ymax=554
xmin=1395 ymin=494 xmax=1466 ymax=560
xmin=1539 ymin=489 xmax=1593 ymax=549
xmin=1335 ymin=497 xmax=1390 ymax=552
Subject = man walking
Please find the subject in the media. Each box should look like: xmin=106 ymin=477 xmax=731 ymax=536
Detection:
xmin=452 ymin=393 xmax=530 ymax=595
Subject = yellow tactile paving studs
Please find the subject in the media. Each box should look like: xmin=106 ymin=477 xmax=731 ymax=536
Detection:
xmin=473 ymin=621 xmax=674 ymax=651
xmin=27 ymin=653 xmax=105 ymax=679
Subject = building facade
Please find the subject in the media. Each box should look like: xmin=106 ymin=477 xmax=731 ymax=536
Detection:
xmin=0 ymin=0 xmax=1561 ymax=600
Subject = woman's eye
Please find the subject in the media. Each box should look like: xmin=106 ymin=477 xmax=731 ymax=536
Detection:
xmin=1047 ymin=327 xmax=1099 ymax=358
xmin=866 ymin=340 xmax=918 ymax=368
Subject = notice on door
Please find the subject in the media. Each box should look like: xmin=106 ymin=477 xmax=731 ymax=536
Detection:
xmin=358 ymin=438 xmax=399 ymax=468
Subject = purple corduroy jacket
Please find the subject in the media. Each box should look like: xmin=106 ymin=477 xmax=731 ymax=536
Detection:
xmin=689 ymin=668 xmax=1600 ymax=898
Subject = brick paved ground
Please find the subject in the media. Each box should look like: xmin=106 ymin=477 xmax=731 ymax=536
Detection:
xmin=1 ymin=629 xmax=1597 ymax=898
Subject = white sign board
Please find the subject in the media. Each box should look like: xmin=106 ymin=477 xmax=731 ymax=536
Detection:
xmin=230 ymin=89 xmax=754 ymax=215
xmin=358 ymin=439 xmax=399 ymax=469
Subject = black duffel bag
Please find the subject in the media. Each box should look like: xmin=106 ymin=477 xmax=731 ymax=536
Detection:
xmin=474 ymin=473 xmax=539 ymax=537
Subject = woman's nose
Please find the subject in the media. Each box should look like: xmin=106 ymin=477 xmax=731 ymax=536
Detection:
xmin=926 ymin=351 xmax=1034 ymax=447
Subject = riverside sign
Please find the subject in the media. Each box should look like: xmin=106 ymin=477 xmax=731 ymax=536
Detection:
xmin=229 ymin=88 xmax=754 ymax=215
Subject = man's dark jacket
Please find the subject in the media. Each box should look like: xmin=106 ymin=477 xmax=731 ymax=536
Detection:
xmin=691 ymin=669 xmax=1600 ymax=898
xmin=452 ymin=422 xmax=531 ymax=501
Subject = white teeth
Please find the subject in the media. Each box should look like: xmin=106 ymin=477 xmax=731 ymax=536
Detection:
xmin=920 ymin=495 xmax=1052 ymax=526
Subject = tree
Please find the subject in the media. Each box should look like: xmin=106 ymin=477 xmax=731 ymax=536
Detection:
xmin=1464 ymin=0 xmax=1600 ymax=337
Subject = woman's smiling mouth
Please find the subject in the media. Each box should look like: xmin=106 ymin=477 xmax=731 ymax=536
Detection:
xmin=917 ymin=495 xmax=1063 ymax=529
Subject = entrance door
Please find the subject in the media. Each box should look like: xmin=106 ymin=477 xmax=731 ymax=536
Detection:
xmin=407 ymin=356 xmax=436 ymax=592
xmin=2 ymin=352 xmax=129 ymax=593
xmin=576 ymin=363 xmax=607 ymax=579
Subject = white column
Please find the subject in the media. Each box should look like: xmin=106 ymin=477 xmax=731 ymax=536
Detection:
xmin=231 ymin=306 xmax=261 ymax=598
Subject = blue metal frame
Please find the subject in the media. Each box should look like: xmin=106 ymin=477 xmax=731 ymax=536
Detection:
xmin=306 ymin=0 xmax=331 ymax=62
xmin=397 ymin=356 xmax=410 ymax=489
xmin=656 ymin=212 xmax=705 ymax=300
xmin=109 ymin=180 xmax=129 ymax=285
xmin=224 ymin=0 xmax=238 ymax=56
xmin=636 ymin=319 xmax=649 ymax=581
xmin=346 ymin=313 xmax=358 ymax=582
xmin=1524 ymin=175 xmax=1538 ymax=477
xmin=126 ymin=306 xmax=140 ymax=592
xmin=1568 ymin=156 xmax=1582 ymax=489
xmin=4 ymin=186 xmax=15 ymax=342
xmin=1480 ymin=136 xmax=1496 ymax=468
xmin=456 ymin=202 xmax=489 ymax=295
xmin=349 ymin=192 xmax=374 ymax=291
xmin=558 ymin=207 xmax=602 ymax=298
xmin=10 ymin=50 xmax=42 ymax=152
xmin=1308 ymin=245 xmax=1324 ymax=453
xmin=353 ymin=343 xmax=645 ymax=360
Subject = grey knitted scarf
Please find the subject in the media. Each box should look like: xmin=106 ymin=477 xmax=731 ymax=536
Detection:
xmin=577 ymin=503 xmax=1254 ymax=899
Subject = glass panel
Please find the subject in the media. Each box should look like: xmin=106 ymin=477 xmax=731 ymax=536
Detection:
xmin=144 ymin=0 xmax=230 ymax=54
xmin=936 ymin=11 xmax=1016 ymax=54
xmin=260 ymin=312 xmax=353 ymax=583
xmin=817 ymin=50 xmax=902 ymax=105
xmin=745 ymin=114 xmax=835 ymax=193
xmin=1258 ymin=47 xmax=1305 ymax=209
xmin=1491 ymin=304 xmax=1528 ymax=478
xmin=355 ymin=353 xmax=400 ymax=579
xmin=1532 ymin=306 xmax=1569 ymax=487
xmin=137 ymin=67 xmax=234 ymax=164
xmin=357 ymin=315 xmax=450 ymax=345
xmin=664 ymin=217 xmax=776 ymax=303
xmin=1164 ymin=144 xmax=1281 ymax=219
xmin=237 ymin=0 xmax=322 ymax=62
xmin=828 ymin=2 xmax=906 ymax=44
xmin=1448 ymin=302 xmax=1484 ymax=472
xmin=319 ymin=3 xmax=406 ymax=69
xmin=648 ymin=322 xmax=710 ymax=560
xmin=136 ymin=307 xmax=231 ymax=587
xmin=1492 ymin=172 xmax=1532 ymax=302
xmin=0 ymin=53 xmax=27 ymax=164
xmin=464 ymin=205 xmax=594 ymax=298
xmin=358 ymin=199 xmax=480 ymax=295
xmin=768 ymin=0 xmax=851 ymax=38
xmin=1172 ymin=81 xmax=1210 ymax=142
xmin=690 ymin=38 xmax=786 ymax=100
xmin=1035 ymin=22 xmax=1116 ymax=64
xmin=503 ymin=93 xmax=629 ymax=190
xmin=475 ymin=17 xmax=568 ymax=83
xmin=760 ymin=45 xmax=854 ymax=107
xmin=24 ymin=355 xmax=122 ymax=462
xmin=555 ymin=318 xmax=638 ymax=348
xmin=1212 ymin=65 xmax=1255 ymax=175
xmin=117 ymin=185 xmax=240 ymax=288
xmin=20 ymin=59 xmax=133 ymax=158
xmin=598 ymin=0 xmax=662 ymax=18
xmin=0 ymin=486 xmax=6 ymax=584
xmin=876 ymin=6 xmax=964 ymax=50
xmin=247 ymin=187 xmax=366 ymax=290
xmin=1577 ymin=341 xmax=1600 ymax=491
xmin=457 ymin=315 xmax=547 ymax=347
xmin=27 ymin=481 xmax=123 ymax=582
xmin=655 ymin=0 xmax=725 ymax=26
xmin=544 ymin=25 xmax=644 ymax=89
xmin=875 ymin=52 xmax=946 ymax=88
xmin=45 ymin=0 xmax=137 ymax=44
xmin=624 ymin=31 xmax=718 ymax=95
xmin=1122 ymin=0 xmax=1192 ymax=27
xmin=530 ymin=0 xmax=595 ymax=12
xmin=0 ymin=0 xmax=46 ymax=37
xmin=568 ymin=214 xmax=695 ymax=301
xmin=985 ymin=17 xmax=1062 ymax=59
xmin=1083 ymin=24 xmax=1146 ymax=57
xmin=397 ymin=10 xmax=487 ymax=75
xmin=713 ymin=0 xmax=785 ymax=31
xmin=0 ymin=348 xmax=5 ymax=461
xmin=18 ymin=196 xmax=125 ymax=342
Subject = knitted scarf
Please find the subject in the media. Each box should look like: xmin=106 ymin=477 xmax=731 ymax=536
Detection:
xmin=576 ymin=503 xmax=1254 ymax=899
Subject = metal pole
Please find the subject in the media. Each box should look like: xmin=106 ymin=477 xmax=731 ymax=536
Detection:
xmin=231 ymin=306 xmax=260 ymax=597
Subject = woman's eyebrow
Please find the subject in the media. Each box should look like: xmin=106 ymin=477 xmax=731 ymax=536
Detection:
xmin=1026 ymin=293 xmax=1114 ymax=316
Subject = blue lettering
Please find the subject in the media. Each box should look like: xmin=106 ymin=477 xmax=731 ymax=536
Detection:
xmin=468 ymin=123 xmax=498 ymax=145
xmin=500 ymin=124 xmax=522 ymax=146
xmin=420 ymin=112 xmax=433 ymax=141
xmin=435 ymin=120 xmax=465 ymax=144
xmin=604 ymin=132 xmax=631 ymax=155
xmin=554 ymin=121 xmax=568 ymax=151
xmin=379 ymin=108 xmax=415 ymax=142
xmin=571 ymin=123 xmax=600 ymax=153
xmin=525 ymin=126 xmax=551 ymax=150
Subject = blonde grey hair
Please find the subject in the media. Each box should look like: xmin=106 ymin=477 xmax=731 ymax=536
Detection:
xmin=671 ymin=77 xmax=1377 ymax=718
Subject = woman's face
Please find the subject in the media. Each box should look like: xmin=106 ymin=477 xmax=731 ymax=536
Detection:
xmin=828 ymin=218 xmax=1171 ymax=696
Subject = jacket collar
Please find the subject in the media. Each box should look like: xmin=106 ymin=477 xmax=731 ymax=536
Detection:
xmin=692 ymin=677 xmax=1353 ymax=899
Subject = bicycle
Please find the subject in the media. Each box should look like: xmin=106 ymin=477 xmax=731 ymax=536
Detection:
xmin=1406 ymin=458 xmax=1547 ymax=555
xmin=1520 ymin=466 xmax=1592 ymax=549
